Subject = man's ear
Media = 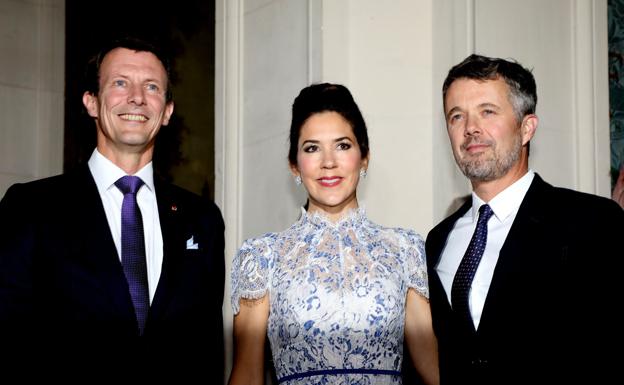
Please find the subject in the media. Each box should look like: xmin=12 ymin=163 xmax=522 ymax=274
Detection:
xmin=82 ymin=91 xmax=99 ymax=118
xmin=521 ymin=114 xmax=538 ymax=145
xmin=162 ymin=101 xmax=175 ymax=126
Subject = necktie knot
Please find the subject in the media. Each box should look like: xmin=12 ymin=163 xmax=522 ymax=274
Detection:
xmin=478 ymin=204 xmax=494 ymax=223
xmin=115 ymin=176 xmax=144 ymax=195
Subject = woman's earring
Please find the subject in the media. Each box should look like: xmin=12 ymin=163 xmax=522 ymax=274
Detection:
xmin=294 ymin=175 xmax=302 ymax=186
xmin=360 ymin=168 xmax=367 ymax=178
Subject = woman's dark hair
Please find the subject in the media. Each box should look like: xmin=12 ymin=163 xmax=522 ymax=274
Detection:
xmin=84 ymin=36 xmax=173 ymax=102
xmin=288 ymin=83 xmax=369 ymax=165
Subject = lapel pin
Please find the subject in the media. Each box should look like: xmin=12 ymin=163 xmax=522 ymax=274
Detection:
xmin=171 ymin=204 xmax=178 ymax=211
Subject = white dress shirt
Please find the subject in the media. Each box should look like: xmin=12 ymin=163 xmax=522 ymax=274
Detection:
xmin=88 ymin=149 xmax=164 ymax=303
xmin=435 ymin=170 xmax=534 ymax=329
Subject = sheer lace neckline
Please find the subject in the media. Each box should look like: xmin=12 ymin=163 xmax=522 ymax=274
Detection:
xmin=298 ymin=206 xmax=366 ymax=228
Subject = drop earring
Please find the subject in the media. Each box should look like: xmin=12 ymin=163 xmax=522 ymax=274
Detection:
xmin=360 ymin=168 xmax=367 ymax=178
xmin=294 ymin=175 xmax=302 ymax=186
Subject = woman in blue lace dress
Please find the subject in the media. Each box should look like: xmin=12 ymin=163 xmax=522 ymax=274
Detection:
xmin=229 ymin=83 xmax=439 ymax=385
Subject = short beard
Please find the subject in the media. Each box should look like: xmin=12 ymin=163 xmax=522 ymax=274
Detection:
xmin=458 ymin=133 xmax=522 ymax=182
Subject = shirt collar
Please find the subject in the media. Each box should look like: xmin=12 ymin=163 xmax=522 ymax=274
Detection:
xmin=87 ymin=149 xmax=155 ymax=193
xmin=470 ymin=169 xmax=534 ymax=223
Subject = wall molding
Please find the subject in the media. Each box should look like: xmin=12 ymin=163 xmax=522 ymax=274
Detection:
xmin=214 ymin=0 xmax=243 ymax=379
xmin=573 ymin=0 xmax=610 ymax=195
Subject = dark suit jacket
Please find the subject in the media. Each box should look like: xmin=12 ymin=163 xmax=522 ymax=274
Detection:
xmin=426 ymin=174 xmax=623 ymax=385
xmin=0 ymin=166 xmax=225 ymax=382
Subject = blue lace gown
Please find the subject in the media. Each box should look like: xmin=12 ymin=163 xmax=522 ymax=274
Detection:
xmin=231 ymin=208 xmax=428 ymax=385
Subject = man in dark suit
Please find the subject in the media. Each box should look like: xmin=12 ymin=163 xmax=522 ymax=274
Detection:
xmin=0 ymin=37 xmax=225 ymax=381
xmin=426 ymin=54 xmax=623 ymax=384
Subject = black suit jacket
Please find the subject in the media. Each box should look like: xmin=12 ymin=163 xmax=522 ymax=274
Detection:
xmin=0 ymin=166 xmax=225 ymax=382
xmin=426 ymin=174 xmax=623 ymax=385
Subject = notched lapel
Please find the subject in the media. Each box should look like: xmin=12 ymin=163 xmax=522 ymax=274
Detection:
xmin=75 ymin=168 xmax=136 ymax=318
xmin=427 ymin=200 xmax=472 ymax=269
xmin=150 ymin=182 xmax=188 ymax=319
xmin=427 ymin=201 xmax=472 ymax=316
xmin=478 ymin=175 xmax=551 ymax=332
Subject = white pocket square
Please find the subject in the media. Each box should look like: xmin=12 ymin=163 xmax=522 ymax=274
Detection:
xmin=186 ymin=236 xmax=199 ymax=250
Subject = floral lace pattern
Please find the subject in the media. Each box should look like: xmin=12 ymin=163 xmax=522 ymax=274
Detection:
xmin=231 ymin=208 xmax=428 ymax=384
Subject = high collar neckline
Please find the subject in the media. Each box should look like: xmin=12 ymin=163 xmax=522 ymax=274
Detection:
xmin=299 ymin=206 xmax=367 ymax=229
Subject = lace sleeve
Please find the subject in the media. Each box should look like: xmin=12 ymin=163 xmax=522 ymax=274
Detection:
xmin=401 ymin=229 xmax=429 ymax=299
xmin=230 ymin=235 xmax=274 ymax=315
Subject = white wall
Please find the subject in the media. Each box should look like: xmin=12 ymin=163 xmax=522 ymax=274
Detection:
xmin=241 ymin=0 xmax=314 ymax=239
xmin=0 ymin=0 xmax=65 ymax=198
xmin=321 ymin=0 xmax=435 ymax=234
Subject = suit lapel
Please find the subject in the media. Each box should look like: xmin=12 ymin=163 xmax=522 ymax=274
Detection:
xmin=427 ymin=201 xmax=472 ymax=315
xmin=428 ymin=200 xmax=471 ymax=269
xmin=477 ymin=174 xmax=550 ymax=332
xmin=71 ymin=167 xmax=136 ymax=319
xmin=148 ymin=180 xmax=184 ymax=320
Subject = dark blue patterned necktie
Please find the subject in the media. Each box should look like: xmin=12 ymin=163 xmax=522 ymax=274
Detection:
xmin=115 ymin=176 xmax=149 ymax=335
xmin=451 ymin=204 xmax=494 ymax=329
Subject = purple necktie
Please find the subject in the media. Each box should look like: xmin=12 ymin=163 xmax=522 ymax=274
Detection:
xmin=451 ymin=204 xmax=494 ymax=330
xmin=115 ymin=176 xmax=149 ymax=335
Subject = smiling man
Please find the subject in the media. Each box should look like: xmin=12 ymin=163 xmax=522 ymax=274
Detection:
xmin=0 ymin=37 xmax=225 ymax=381
xmin=425 ymin=54 xmax=623 ymax=384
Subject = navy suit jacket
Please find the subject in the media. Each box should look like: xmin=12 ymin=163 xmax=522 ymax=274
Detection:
xmin=0 ymin=166 xmax=225 ymax=381
xmin=426 ymin=174 xmax=623 ymax=385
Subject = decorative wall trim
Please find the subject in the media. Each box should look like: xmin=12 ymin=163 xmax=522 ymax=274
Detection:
xmin=593 ymin=0 xmax=611 ymax=197
xmin=307 ymin=0 xmax=322 ymax=83
xmin=573 ymin=0 xmax=610 ymax=195
xmin=467 ymin=0 xmax=475 ymax=53
xmin=215 ymin=0 xmax=243 ymax=379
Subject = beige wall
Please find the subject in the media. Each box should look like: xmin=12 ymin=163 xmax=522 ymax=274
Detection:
xmin=0 ymin=0 xmax=65 ymax=198
xmin=321 ymin=0 xmax=435 ymax=233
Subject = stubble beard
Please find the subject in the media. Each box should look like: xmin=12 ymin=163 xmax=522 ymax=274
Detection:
xmin=457 ymin=133 xmax=522 ymax=182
